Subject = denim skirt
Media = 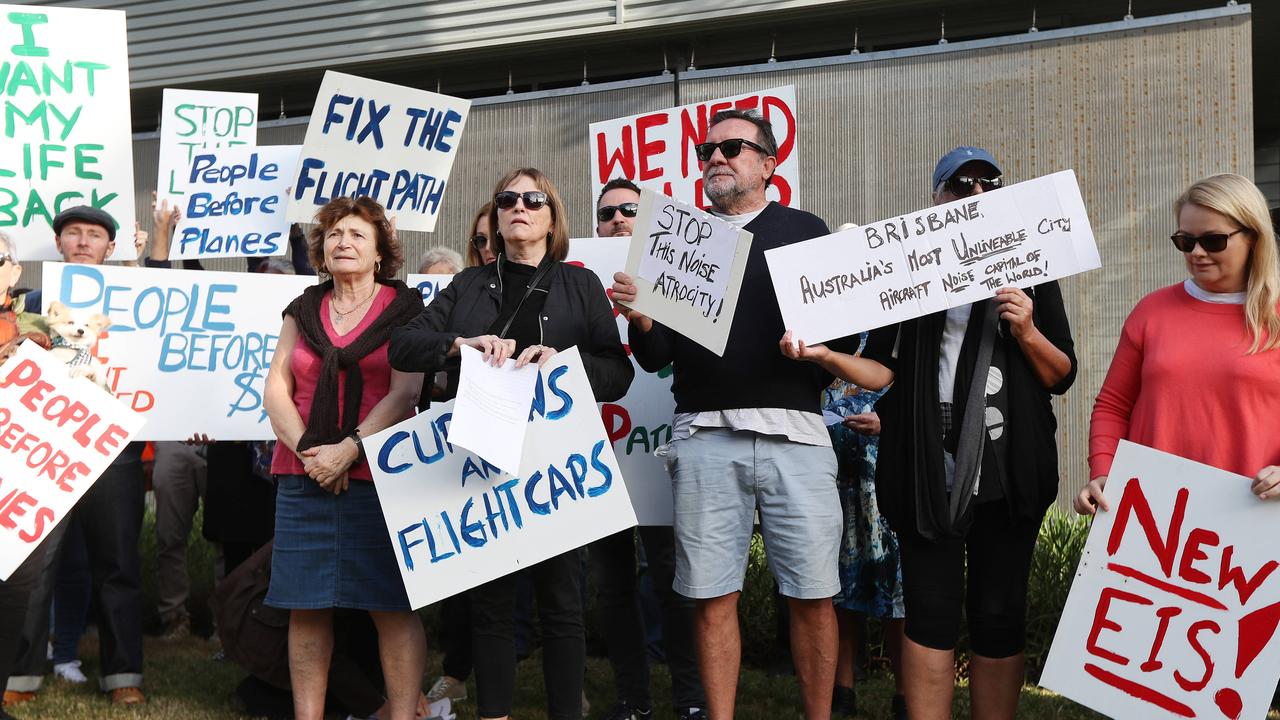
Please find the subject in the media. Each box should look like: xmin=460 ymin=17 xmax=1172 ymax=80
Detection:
xmin=264 ymin=474 xmax=411 ymax=612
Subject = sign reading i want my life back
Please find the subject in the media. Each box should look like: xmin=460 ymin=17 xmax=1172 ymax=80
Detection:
xmin=40 ymin=262 xmax=314 ymax=440
xmin=765 ymin=170 xmax=1100 ymax=344
xmin=156 ymin=88 xmax=258 ymax=206
xmin=1041 ymin=442 xmax=1280 ymax=720
xmin=170 ymin=145 xmax=302 ymax=259
xmin=288 ymin=71 xmax=471 ymax=232
xmin=0 ymin=342 xmax=144 ymax=579
xmin=366 ymin=347 xmax=638 ymax=610
xmin=0 ymin=5 xmax=137 ymax=260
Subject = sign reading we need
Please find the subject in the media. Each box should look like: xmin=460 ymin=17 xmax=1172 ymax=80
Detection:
xmin=170 ymin=145 xmax=301 ymax=259
xmin=0 ymin=5 xmax=137 ymax=260
xmin=1041 ymin=442 xmax=1280 ymax=720
xmin=766 ymin=170 xmax=1100 ymax=344
xmin=589 ymin=86 xmax=798 ymax=214
xmin=0 ymin=342 xmax=143 ymax=579
xmin=367 ymin=347 xmax=638 ymax=609
xmin=288 ymin=71 xmax=471 ymax=232
xmin=156 ymin=88 xmax=258 ymax=205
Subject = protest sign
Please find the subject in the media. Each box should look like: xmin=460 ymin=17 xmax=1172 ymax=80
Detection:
xmin=156 ymin=88 xmax=258 ymax=206
xmin=0 ymin=6 xmax=137 ymax=260
xmin=765 ymin=170 xmax=1101 ymax=344
xmin=367 ymin=346 xmax=638 ymax=609
xmin=567 ymin=237 xmax=674 ymax=525
xmin=1041 ymin=442 xmax=1280 ymax=720
xmin=621 ymin=189 xmax=752 ymax=356
xmin=0 ymin=341 xmax=144 ymax=579
xmin=170 ymin=145 xmax=301 ymax=260
xmin=406 ymin=273 xmax=453 ymax=305
xmin=588 ymin=86 xmax=798 ymax=214
xmin=288 ymin=71 xmax=471 ymax=233
xmin=40 ymin=262 xmax=314 ymax=440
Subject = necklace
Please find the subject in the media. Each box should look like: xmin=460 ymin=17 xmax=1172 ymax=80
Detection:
xmin=332 ymin=284 xmax=377 ymax=319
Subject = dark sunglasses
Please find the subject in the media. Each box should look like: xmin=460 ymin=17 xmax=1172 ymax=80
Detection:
xmin=597 ymin=203 xmax=639 ymax=223
xmin=494 ymin=190 xmax=548 ymax=211
xmin=0 ymin=253 xmax=12 ymax=267
xmin=945 ymin=175 xmax=1003 ymax=197
xmin=1170 ymin=228 xmax=1245 ymax=253
xmin=694 ymin=138 xmax=769 ymax=163
xmin=470 ymin=234 xmax=490 ymax=250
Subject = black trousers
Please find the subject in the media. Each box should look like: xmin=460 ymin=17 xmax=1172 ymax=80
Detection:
xmin=0 ymin=545 xmax=46 ymax=699
xmin=439 ymin=593 xmax=472 ymax=681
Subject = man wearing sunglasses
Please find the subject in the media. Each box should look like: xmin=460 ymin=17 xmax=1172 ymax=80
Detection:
xmin=613 ymin=109 xmax=858 ymax=720
xmin=596 ymin=178 xmax=641 ymax=238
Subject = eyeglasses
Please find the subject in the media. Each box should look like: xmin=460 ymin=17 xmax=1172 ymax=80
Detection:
xmin=1170 ymin=228 xmax=1245 ymax=253
xmin=694 ymin=138 xmax=769 ymax=163
xmin=597 ymin=203 xmax=639 ymax=223
xmin=945 ymin=175 xmax=1003 ymax=197
xmin=470 ymin=234 xmax=490 ymax=250
xmin=494 ymin=190 xmax=548 ymax=211
xmin=0 ymin=253 xmax=12 ymax=267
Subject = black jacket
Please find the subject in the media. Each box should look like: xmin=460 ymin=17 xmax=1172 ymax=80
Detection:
xmin=388 ymin=255 xmax=633 ymax=403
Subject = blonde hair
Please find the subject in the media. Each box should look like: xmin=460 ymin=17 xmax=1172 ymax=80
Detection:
xmin=1175 ymin=173 xmax=1280 ymax=353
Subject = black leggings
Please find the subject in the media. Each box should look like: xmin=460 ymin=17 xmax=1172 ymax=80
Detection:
xmin=899 ymin=502 xmax=1042 ymax=658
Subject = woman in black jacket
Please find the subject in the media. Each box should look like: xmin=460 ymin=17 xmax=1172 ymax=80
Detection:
xmin=388 ymin=167 xmax=632 ymax=720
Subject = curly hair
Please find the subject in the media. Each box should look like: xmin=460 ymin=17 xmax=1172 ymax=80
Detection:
xmin=306 ymin=196 xmax=403 ymax=279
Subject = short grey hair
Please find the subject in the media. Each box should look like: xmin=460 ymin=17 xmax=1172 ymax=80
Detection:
xmin=418 ymin=247 xmax=464 ymax=274
xmin=258 ymin=258 xmax=295 ymax=275
xmin=0 ymin=231 xmax=15 ymax=260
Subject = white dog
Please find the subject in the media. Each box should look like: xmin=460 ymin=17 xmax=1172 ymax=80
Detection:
xmin=45 ymin=301 xmax=111 ymax=386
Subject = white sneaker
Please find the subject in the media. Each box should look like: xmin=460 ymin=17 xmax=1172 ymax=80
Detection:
xmin=426 ymin=675 xmax=467 ymax=702
xmin=53 ymin=660 xmax=87 ymax=684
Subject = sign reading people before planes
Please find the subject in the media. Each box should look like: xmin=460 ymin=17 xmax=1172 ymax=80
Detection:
xmin=0 ymin=5 xmax=138 ymax=260
xmin=620 ymin=189 xmax=752 ymax=356
xmin=0 ymin=342 xmax=144 ymax=580
xmin=765 ymin=170 xmax=1101 ymax=344
xmin=40 ymin=262 xmax=314 ymax=440
xmin=366 ymin=347 xmax=638 ymax=609
xmin=1040 ymin=442 xmax=1280 ymax=720
xmin=288 ymin=71 xmax=470 ymax=232
xmin=170 ymin=145 xmax=301 ymax=260
xmin=589 ymin=85 xmax=798 ymax=213
xmin=156 ymin=88 xmax=258 ymax=206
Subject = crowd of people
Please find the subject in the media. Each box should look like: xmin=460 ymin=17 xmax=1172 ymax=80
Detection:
xmin=0 ymin=105 xmax=1276 ymax=720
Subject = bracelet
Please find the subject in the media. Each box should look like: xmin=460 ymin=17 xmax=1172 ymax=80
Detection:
xmin=347 ymin=429 xmax=366 ymax=463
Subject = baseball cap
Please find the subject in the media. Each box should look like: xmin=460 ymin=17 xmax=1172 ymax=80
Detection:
xmin=52 ymin=206 xmax=117 ymax=242
xmin=932 ymin=147 xmax=1003 ymax=191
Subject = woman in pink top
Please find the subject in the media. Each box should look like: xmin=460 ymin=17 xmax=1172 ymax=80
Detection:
xmin=1079 ymin=173 xmax=1280 ymax=515
xmin=263 ymin=196 xmax=426 ymax=720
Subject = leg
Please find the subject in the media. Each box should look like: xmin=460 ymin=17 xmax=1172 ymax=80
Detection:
xmin=896 ymin=527 xmax=966 ymax=720
xmin=834 ymin=607 xmax=857 ymax=689
xmin=590 ymin=529 xmax=649 ymax=710
xmin=369 ymin=610 xmax=428 ymax=720
xmin=51 ymin=519 xmax=91 ymax=668
xmin=0 ymin=547 xmax=47 ymax=696
xmin=533 ymin=550 xmax=586 ymax=720
xmin=470 ymin=573 xmax=519 ymax=720
xmin=152 ymin=442 xmax=205 ymax=632
xmin=694 ymin=593 xmax=740 ymax=720
xmin=787 ymin=598 xmax=838 ymax=720
xmin=901 ymin=638 xmax=955 ymax=720
xmin=288 ymin=608 xmax=334 ymax=720
xmin=7 ymin=516 xmax=70 ymax=693
xmin=638 ymin=525 xmax=704 ymax=713
xmin=327 ymin=609 xmax=387 ymax=718
xmin=883 ymin=618 xmax=906 ymax=694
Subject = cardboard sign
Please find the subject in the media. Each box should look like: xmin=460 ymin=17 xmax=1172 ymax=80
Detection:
xmin=170 ymin=145 xmax=301 ymax=260
xmin=0 ymin=342 xmax=144 ymax=579
xmin=765 ymin=170 xmax=1100 ymax=344
xmin=1041 ymin=442 xmax=1280 ymax=720
xmin=367 ymin=346 xmax=638 ymax=609
xmin=157 ymin=88 xmax=258 ymax=206
xmin=588 ymin=85 xmax=799 ymax=214
xmin=621 ymin=189 xmax=752 ymax=356
xmin=288 ymin=71 xmax=471 ymax=233
xmin=0 ymin=6 xmax=137 ymax=260
xmin=40 ymin=262 xmax=314 ymax=440
xmin=406 ymin=273 xmax=453 ymax=306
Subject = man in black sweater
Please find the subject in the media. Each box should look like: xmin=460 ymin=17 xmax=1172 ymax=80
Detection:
xmin=611 ymin=110 xmax=855 ymax=720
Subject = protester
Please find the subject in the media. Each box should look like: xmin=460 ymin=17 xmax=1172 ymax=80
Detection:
xmin=465 ymin=201 xmax=497 ymax=267
xmin=389 ymin=167 xmax=633 ymax=720
xmin=595 ymin=178 xmax=642 ymax=238
xmin=611 ymin=110 xmax=858 ymax=720
xmin=1079 ymin=173 xmax=1280 ymax=512
xmin=263 ymin=196 xmax=426 ymax=720
xmin=418 ymin=247 xmax=464 ymax=275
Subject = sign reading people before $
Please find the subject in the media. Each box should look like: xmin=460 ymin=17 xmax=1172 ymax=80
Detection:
xmin=366 ymin=347 xmax=638 ymax=610
xmin=288 ymin=71 xmax=471 ymax=232
xmin=170 ymin=145 xmax=301 ymax=260
xmin=1041 ymin=442 xmax=1280 ymax=720
xmin=0 ymin=5 xmax=137 ymax=260
xmin=765 ymin=170 xmax=1101 ymax=344
xmin=621 ymin=189 xmax=752 ymax=357
xmin=156 ymin=88 xmax=258 ymax=206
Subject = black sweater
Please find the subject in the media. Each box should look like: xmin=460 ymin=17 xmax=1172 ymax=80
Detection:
xmin=629 ymin=202 xmax=857 ymax=414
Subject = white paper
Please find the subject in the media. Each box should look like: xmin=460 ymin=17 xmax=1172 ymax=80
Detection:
xmin=822 ymin=410 xmax=845 ymax=427
xmin=448 ymin=345 xmax=539 ymax=474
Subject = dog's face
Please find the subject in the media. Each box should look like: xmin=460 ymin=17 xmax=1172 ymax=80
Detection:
xmin=46 ymin=301 xmax=111 ymax=347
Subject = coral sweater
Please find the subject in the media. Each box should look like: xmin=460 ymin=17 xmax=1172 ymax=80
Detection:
xmin=1089 ymin=283 xmax=1280 ymax=480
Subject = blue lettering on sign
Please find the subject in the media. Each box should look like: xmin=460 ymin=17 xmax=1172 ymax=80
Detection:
xmin=321 ymin=94 xmax=388 ymax=148
xmin=402 ymin=106 xmax=463 ymax=152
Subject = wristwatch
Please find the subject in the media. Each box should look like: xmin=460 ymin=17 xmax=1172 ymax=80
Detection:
xmin=347 ymin=428 xmax=366 ymax=462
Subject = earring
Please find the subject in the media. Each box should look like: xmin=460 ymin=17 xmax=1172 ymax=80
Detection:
xmin=375 ymin=260 xmax=382 ymax=274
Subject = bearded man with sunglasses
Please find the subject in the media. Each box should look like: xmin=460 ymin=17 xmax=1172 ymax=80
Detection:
xmin=612 ymin=109 xmax=858 ymax=720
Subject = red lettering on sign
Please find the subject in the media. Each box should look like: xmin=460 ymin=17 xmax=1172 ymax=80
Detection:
xmin=762 ymin=94 xmax=796 ymax=164
xmin=1177 ymin=528 xmax=1218 ymax=585
xmin=1083 ymin=663 xmax=1195 ymax=717
xmin=1219 ymin=546 xmax=1279 ymax=606
xmin=1108 ymin=478 xmax=1187 ymax=577
xmin=596 ymin=127 xmax=636 ymax=183
xmin=1173 ymin=619 xmax=1218 ymax=692
xmin=635 ymin=113 xmax=667 ymax=181
xmin=601 ymin=403 xmax=632 ymax=445
xmin=1086 ymin=585 xmax=1152 ymax=665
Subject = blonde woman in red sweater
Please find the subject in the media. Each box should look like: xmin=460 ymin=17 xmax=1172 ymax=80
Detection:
xmin=1078 ymin=173 xmax=1280 ymax=515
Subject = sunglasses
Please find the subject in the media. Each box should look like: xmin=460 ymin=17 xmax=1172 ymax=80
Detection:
xmin=597 ymin=203 xmax=639 ymax=223
xmin=494 ymin=190 xmax=548 ymax=211
xmin=945 ymin=175 xmax=1003 ymax=197
xmin=470 ymin=234 xmax=490 ymax=250
xmin=1170 ymin=228 xmax=1245 ymax=253
xmin=0 ymin=253 xmax=12 ymax=267
xmin=694 ymin=138 xmax=769 ymax=163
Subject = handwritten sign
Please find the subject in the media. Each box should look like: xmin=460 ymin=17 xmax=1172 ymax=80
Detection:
xmin=367 ymin=346 xmax=638 ymax=609
xmin=1041 ymin=442 xmax=1280 ymax=720
xmin=40 ymin=262 xmax=314 ymax=440
xmin=406 ymin=273 xmax=453 ymax=305
xmin=765 ymin=170 xmax=1100 ymax=344
xmin=0 ymin=341 xmax=143 ymax=579
xmin=288 ymin=71 xmax=471 ymax=233
xmin=588 ymin=86 xmax=798 ymax=214
xmin=157 ymin=88 xmax=258 ymax=205
xmin=0 ymin=6 xmax=137 ymax=260
xmin=170 ymin=145 xmax=300 ymax=260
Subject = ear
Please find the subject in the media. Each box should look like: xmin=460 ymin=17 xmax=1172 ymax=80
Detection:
xmin=104 ymin=237 xmax=117 ymax=259
xmin=46 ymin=301 xmax=67 ymax=321
xmin=90 ymin=314 xmax=111 ymax=334
xmin=761 ymin=155 xmax=778 ymax=182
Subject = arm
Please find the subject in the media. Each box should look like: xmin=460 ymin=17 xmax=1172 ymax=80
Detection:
xmin=577 ymin=277 xmax=634 ymax=402
xmin=610 ymin=271 xmax=676 ymax=373
xmin=779 ymin=331 xmax=894 ymax=390
xmin=264 ymin=316 xmax=306 ymax=456
xmin=998 ymin=283 xmax=1076 ymax=393
xmin=388 ymin=278 xmax=463 ymax=372
xmin=1076 ymin=314 xmax=1144 ymax=515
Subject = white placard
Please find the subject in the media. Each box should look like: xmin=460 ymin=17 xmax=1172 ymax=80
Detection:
xmin=1041 ymin=441 xmax=1280 ymax=720
xmin=40 ymin=262 xmax=315 ymax=440
xmin=448 ymin=346 xmax=539 ymax=475
xmin=171 ymin=145 xmax=301 ymax=259
xmin=288 ymin=71 xmax=471 ymax=233
xmin=766 ymin=170 xmax=1101 ymax=344
xmin=621 ymin=189 xmax=752 ymax=356
xmin=367 ymin=346 xmax=638 ymax=609
xmin=0 ymin=342 xmax=144 ymax=579
xmin=0 ymin=6 xmax=137 ymax=260
xmin=157 ymin=88 xmax=258 ymax=206
xmin=406 ymin=273 xmax=454 ymax=305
